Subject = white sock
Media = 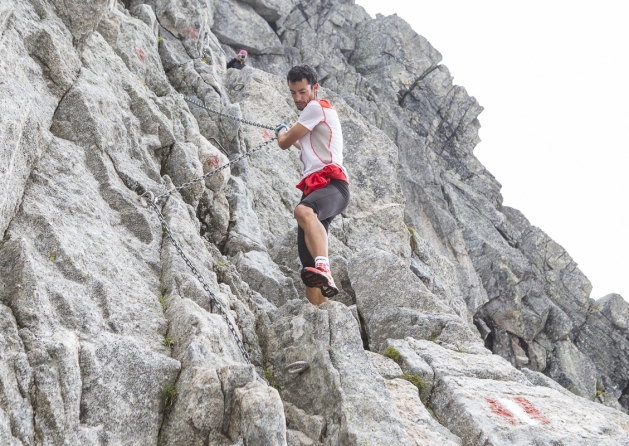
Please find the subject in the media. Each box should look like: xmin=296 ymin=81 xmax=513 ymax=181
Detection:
xmin=314 ymin=256 xmax=329 ymax=269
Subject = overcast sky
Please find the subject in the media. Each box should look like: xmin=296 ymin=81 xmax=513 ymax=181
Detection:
xmin=355 ymin=0 xmax=629 ymax=301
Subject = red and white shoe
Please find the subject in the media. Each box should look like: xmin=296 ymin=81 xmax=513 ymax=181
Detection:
xmin=301 ymin=264 xmax=339 ymax=297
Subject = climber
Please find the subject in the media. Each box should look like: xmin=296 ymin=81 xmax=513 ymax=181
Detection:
xmin=226 ymin=49 xmax=248 ymax=70
xmin=275 ymin=65 xmax=350 ymax=306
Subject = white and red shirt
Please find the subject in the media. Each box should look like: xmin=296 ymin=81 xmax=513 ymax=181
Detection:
xmin=296 ymin=99 xmax=348 ymax=195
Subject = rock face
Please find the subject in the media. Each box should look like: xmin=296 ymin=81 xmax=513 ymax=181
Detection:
xmin=0 ymin=0 xmax=627 ymax=445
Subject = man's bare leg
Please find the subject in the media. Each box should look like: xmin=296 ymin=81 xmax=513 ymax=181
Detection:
xmin=305 ymin=286 xmax=328 ymax=305
xmin=294 ymin=205 xmax=328 ymax=258
xmin=295 ymin=204 xmax=333 ymax=304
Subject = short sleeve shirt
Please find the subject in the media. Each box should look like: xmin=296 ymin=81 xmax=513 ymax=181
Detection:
xmin=297 ymin=100 xmax=346 ymax=180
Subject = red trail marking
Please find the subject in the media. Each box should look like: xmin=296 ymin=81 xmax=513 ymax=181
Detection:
xmin=182 ymin=27 xmax=198 ymax=39
xmin=207 ymin=156 xmax=219 ymax=169
xmin=486 ymin=398 xmax=517 ymax=425
xmin=513 ymin=397 xmax=551 ymax=425
xmin=260 ymin=129 xmax=273 ymax=141
xmin=136 ymin=48 xmax=147 ymax=64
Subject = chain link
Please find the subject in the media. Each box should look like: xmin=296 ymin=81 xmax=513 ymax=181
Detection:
xmin=146 ymin=197 xmax=252 ymax=364
xmin=154 ymin=136 xmax=276 ymax=203
xmin=185 ymin=96 xmax=276 ymax=130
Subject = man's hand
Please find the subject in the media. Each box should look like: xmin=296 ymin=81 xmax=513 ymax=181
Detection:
xmin=275 ymin=124 xmax=288 ymax=136
xmin=277 ymin=122 xmax=309 ymax=150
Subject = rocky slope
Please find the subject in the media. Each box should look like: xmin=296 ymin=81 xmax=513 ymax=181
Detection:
xmin=0 ymin=0 xmax=627 ymax=445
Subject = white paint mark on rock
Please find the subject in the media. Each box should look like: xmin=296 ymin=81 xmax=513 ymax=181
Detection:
xmin=498 ymin=397 xmax=540 ymax=426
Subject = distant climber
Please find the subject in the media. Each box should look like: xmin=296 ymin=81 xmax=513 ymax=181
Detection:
xmin=275 ymin=65 xmax=350 ymax=305
xmin=226 ymin=49 xmax=248 ymax=69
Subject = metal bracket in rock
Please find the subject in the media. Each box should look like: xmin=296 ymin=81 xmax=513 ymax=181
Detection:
xmin=284 ymin=361 xmax=310 ymax=375
xmin=207 ymin=137 xmax=229 ymax=157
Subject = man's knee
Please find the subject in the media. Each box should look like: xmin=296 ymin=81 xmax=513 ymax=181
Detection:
xmin=294 ymin=204 xmax=316 ymax=224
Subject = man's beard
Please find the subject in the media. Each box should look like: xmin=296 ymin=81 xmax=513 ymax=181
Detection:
xmin=295 ymin=96 xmax=314 ymax=110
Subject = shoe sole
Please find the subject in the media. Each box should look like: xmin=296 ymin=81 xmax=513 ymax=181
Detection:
xmin=301 ymin=268 xmax=339 ymax=297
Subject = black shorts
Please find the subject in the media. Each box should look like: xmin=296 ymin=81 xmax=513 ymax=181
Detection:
xmin=297 ymin=180 xmax=350 ymax=268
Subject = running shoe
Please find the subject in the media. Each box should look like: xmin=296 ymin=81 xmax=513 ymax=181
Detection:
xmin=301 ymin=265 xmax=339 ymax=297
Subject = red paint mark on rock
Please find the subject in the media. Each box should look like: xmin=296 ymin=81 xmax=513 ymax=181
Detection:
xmin=182 ymin=27 xmax=198 ymax=39
xmin=207 ymin=156 xmax=219 ymax=169
xmin=486 ymin=398 xmax=517 ymax=425
xmin=260 ymin=129 xmax=272 ymax=141
xmin=136 ymin=48 xmax=147 ymax=64
xmin=513 ymin=397 xmax=551 ymax=425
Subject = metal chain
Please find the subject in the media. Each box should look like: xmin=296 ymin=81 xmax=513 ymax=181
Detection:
xmin=154 ymin=136 xmax=276 ymax=203
xmin=146 ymin=197 xmax=252 ymax=364
xmin=185 ymin=96 xmax=276 ymax=130
xmin=141 ymin=137 xmax=276 ymax=364
xmin=162 ymin=42 xmax=275 ymax=130
xmin=136 ymin=63 xmax=280 ymax=365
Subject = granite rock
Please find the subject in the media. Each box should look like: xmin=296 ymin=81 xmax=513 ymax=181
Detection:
xmin=1 ymin=0 xmax=628 ymax=444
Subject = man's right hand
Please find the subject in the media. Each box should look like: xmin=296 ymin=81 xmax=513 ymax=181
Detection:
xmin=277 ymin=122 xmax=309 ymax=150
xmin=275 ymin=124 xmax=288 ymax=136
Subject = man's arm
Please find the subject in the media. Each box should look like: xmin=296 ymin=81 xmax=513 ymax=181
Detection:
xmin=277 ymin=123 xmax=309 ymax=150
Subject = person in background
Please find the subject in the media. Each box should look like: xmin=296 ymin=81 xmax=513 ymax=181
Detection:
xmin=227 ymin=49 xmax=248 ymax=69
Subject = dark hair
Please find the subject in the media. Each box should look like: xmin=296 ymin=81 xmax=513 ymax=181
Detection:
xmin=287 ymin=65 xmax=318 ymax=86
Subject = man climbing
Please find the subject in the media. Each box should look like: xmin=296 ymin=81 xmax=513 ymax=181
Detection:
xmin=226 ymin=49 xmax=248 ymax=70
xmin=275 ymin=65 xmax=350 ymax=306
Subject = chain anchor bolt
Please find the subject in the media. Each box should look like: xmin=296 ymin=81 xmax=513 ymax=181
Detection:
xmin=141 ymin=191 xmax=155 ymax=208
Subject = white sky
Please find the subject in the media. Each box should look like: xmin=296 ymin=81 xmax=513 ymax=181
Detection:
xmin=355 ymin=0 xmax=629 ymax=301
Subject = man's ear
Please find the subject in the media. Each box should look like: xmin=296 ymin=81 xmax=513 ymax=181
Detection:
xmin=313 ymin=83 xmax=319 ymax=98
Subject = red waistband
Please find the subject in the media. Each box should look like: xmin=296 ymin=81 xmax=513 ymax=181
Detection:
xmin=296 ymin=165 xmax=348 ymax=196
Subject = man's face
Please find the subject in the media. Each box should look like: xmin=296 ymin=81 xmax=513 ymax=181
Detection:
xmin=289 ymin=78 xmax=318 ymax=110
xmin=238 ymin=53 xmax=247 ymax=62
